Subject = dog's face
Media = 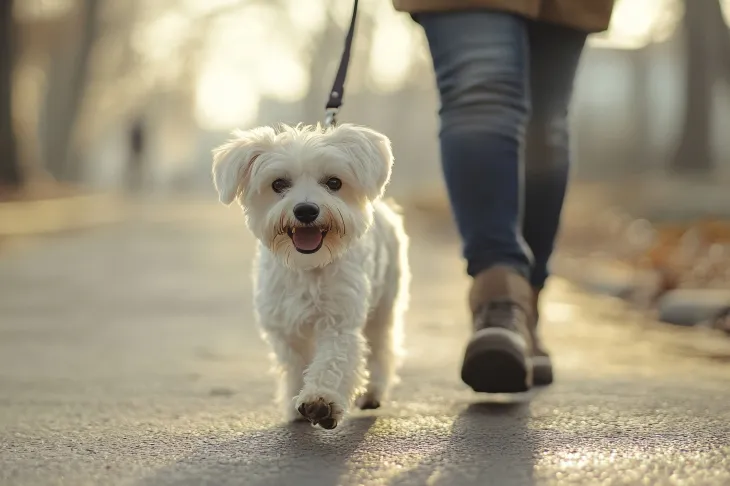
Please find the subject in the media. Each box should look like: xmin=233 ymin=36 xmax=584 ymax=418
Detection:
xmin=212 ymin=124 xmax=394 ymax=269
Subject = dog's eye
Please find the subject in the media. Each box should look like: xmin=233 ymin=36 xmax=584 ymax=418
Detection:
xmin=272 ymin=179 xmax=290 ymax=194
xmin=325 ymin=177 xmax=342 ymax=191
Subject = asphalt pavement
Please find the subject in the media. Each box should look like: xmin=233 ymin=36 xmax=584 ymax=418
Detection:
xmin=1 ymin=198 xmax=729 ymax=486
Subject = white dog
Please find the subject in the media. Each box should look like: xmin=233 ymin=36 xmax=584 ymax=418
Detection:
xmin=212 ymin=123 xmax=409 ymax=429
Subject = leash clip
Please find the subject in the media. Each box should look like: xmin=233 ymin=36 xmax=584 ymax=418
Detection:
xmin=324 ymin=107 xmax=339 ymax=129
xmin=323 ymin=0 xmax=357 ymax=130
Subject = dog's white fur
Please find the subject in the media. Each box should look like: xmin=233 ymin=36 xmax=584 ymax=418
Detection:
xmin=212 ymin=123 xmax=409 ymax=428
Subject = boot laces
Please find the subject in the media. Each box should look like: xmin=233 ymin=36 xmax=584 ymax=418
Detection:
xmin=477 ymin=300 xmax=523 ymax=333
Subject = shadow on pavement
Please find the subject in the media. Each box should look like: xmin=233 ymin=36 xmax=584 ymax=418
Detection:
xmin=388 ymin=395 xmax=538 ymax=486
xmin=136 ymin=396 xmax=540 ymax=486
xmin=136 ymin=416 xmax=377 ymax=486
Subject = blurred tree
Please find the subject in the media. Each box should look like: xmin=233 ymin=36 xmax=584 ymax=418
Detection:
xmin=672 ymin=0 xmax=730 ymax=173
xmin=0 ymin=0 xmax=23 ymax=189
xmin=39 ymin=0 xmax=101 ymax=181
xmin=68 ymin=0 xmax=245 ymax=179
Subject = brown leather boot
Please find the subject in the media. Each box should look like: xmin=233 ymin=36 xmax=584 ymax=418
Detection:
xmin=531 ymin=287 xmax=554 ymax=386
xmin=461 ymin=265 xmax=536 ymax=393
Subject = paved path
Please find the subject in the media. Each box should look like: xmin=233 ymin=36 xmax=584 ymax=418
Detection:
xmin=1 ymin=199 xmax=729 ymax=486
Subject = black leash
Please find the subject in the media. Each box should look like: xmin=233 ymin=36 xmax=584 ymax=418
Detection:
xmin=324 ymin=0 xmax=359 ymax=128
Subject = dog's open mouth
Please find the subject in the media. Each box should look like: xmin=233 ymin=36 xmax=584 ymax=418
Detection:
xmin=288 ymin=227 xmax=327 ymax=254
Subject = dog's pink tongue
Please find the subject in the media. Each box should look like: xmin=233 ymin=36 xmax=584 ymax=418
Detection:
xmin=293 ymin=227 xmax=323 ymax=251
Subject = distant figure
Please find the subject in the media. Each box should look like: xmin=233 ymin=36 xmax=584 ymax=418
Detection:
xmin=392 ymin=1 xmax=616 ymax=392
xmin=127 ymin=117 xmax=146 ymax=192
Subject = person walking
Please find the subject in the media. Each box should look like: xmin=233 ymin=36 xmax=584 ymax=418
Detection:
xmin=392 ymin=1 xmax=616 ymax=392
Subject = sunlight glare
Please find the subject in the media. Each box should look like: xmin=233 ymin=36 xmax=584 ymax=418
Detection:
xmin=182 ymin=0 xmax=240 ymax=16
xmin=591 ymin=0 xmax=682 ymax=49
xmin=369 ymin=13 xmax=415 ymax=92
xmin=287 ymin=0 xmax=327 ymax=34
xmin=543 ymin=302 xmax=577 ymax=324
xmin=132 ymin=11 xmax=190 ymax=63
xmin=206 ymin=6 xmax=277 ymax=56
xmin=195 ymin=67 xmax=258 ymax=130
xmin=256 ymin=56 xmax=309 ymax=102
xmin=199 ymin=4 xmax=308 ymax=106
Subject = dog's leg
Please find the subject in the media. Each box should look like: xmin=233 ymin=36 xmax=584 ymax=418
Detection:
xmin=357 ymin=300 xmax=403 ymax=410
xmin=358 ymin=240 xmax=408 ymax=411
xmin=268 ymin=332 xmax=313 ymax=422
xmin=295 ymin=327 xmax=367 ymax=429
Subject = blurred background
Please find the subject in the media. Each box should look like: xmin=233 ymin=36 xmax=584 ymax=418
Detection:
xmin=2 ymin=4 xmax=730 ymax=482
xmin=1 ymin=0 xmax=730 ymax=326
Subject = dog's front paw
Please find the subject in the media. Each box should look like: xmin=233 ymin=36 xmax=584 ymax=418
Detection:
xmin=356 ymin=392 xmax=381 ymax=410
xmin=296 ymin=395 xmax=344 ymax=430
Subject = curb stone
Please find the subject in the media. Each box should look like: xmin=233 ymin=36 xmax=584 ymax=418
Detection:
xmin=556 ymin=256 xmax=730 ymax=330
xmin=657 ymin=289 xmax=730 ymax=327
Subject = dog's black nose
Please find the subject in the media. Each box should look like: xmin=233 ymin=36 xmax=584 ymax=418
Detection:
xmin=293 ymin=203 xmax=320 ymax=223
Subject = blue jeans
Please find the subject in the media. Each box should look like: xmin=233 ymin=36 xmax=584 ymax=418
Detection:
xmin=417 ymin=11 xmax=587 ymax=289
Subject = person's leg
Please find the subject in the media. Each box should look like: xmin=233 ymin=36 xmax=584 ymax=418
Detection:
xmin=417 ymin=11 xmax=532 ymax=279
xmin=522 ymin=22 xmax=586 ymax=385
xmin=523 ymin=22 xmax=587 ymax=291
xmin=418 ymin=11 xmax=537 ymax=393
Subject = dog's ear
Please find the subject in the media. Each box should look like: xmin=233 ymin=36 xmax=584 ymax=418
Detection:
xmin=327 ymin=124 xmax=394 ymax=200
xmin=212 ymin=127 xmax=276 ymax=205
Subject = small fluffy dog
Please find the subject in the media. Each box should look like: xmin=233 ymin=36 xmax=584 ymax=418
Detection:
xmin=212 ymin=123 xmax=409 ymax=429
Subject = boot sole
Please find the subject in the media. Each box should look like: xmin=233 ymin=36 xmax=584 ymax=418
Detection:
xmin=461 ymin=328 xmax=532 ymax=393
xmin=532 ymin=355 xmax=554 ymax=386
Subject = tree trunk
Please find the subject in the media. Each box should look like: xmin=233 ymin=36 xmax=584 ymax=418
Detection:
xmin=0 ymin=0 xmax=23 ymax=189
xmin=671 ymin=0 xmax=729 ymax=173
xmin=39 ymin=0 xmax=100 ymax=181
